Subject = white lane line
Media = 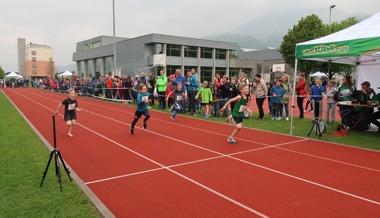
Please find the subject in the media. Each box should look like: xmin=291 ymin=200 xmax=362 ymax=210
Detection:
xmin=11 ymin=89 xmax=269 ymax=218
xmin=18 ymin=89 xmax=380 ymax=206
xmin=24 ymin=89 xmax=380 ymax=174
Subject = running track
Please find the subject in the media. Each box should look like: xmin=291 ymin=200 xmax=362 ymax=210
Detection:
xmin=3 ymin=88 xmax=380 ymax=218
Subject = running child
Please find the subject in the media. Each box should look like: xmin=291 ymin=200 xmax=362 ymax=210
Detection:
xmin=220 ymin=83 xmax=252 ymax=144
xmin=166 ymin=82 xmax=185 ymax=121
xmin=54 ymin=88 xmax=81 ymax=137
xmin=130 ymin=84 xmax=151 ymax=135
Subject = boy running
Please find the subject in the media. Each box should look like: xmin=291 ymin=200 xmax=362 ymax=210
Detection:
xmin=220 ymin=83 xmax=252 ymax=144
xmin=130 ymin=84 xmax=151 ymax=135
xmin=166 ymin=82 xmax=185 ymax=121
xmin=54 ymin=88 xmax=81 ymax=137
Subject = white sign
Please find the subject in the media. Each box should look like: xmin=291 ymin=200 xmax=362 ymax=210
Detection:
xmin=272 ymin=64 xmax=285 ymax=72
xmin=153 ymin=54 xmax=166 ymax=66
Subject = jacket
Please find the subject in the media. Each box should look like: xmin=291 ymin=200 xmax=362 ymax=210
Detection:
xmin=157 ymin=75 xmax=168 ymax=92
xmin=196 ymin=87 xmax=213 ymax=104
xmin=270 ymin=85 xmax=286 ymax=104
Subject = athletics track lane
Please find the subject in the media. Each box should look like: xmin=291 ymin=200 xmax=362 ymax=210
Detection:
xmin=3 ymin=87 xmax=380 ymax=217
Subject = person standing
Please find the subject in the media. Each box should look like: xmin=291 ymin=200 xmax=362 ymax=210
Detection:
xmin=156 ymin=70 xmax=168 ymax=110
xmin=270 ymin=80 xmax=286 ymax=120
xmin=280 ymin=74 xmax=291 ymax=121
xmin=253 ymin=74 xmax=268 ymax=120
xmin=196 ymin=81 xmax=213 ymax=118
xmin=310 ymin=78 xmax=325 ymax=121
xmin=185 ymin=70 xmax=199 ymax=116
xmin=325 ymin=80 xmax=338 ymax=124
xmin=295 ymin=72 xmax=307 ymax=119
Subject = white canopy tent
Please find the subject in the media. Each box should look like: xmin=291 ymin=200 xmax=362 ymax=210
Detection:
xmin=5 ymin=72 xmax=23 ymax=79
xmin=309 ymin=71 xmax=327 ymax=78
xmin=290 ymin=12 xmax=380 ymax=135
xmin=58 ymin=71 xmax=74 ymax=77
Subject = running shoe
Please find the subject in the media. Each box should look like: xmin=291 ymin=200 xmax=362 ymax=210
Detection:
xmin=143 ymin=122 xmax=147 ymax=129
xmin=130 ymin=127 xmax=134 ymax=135
xmin=227 ymin=137 xmax=238 ymax=144
xmin=286 ymin=117 xmax=289 ymax=121
xmin=171 ymin=116 xmax=176 ymax=121
xmin=226 ymin=115 xmax=232 ymax=122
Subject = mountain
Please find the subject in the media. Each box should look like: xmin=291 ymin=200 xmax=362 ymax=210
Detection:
xmin=56 ymin=63 xmax=75 ymax=73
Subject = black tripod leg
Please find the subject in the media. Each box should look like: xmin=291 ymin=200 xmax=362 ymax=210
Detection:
xmin=54 ymin=151 xmax=63 ymax=192
xmin=40 ymin=149 xmax=55 ymax=187
xmin=57 ymin=150 xmax=72 ymax=182
xmin=307 ymin=122 xmax=315 ymax=136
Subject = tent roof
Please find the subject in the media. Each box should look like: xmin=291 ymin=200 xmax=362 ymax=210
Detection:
xmin=296 ymin=12 xmax=380 ymax=65
xmin=5 ymin=72 xmax=23 ymax=78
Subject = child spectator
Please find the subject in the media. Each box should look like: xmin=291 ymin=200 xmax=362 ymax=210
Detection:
xmin=196 ymin=81 xmax=213 ymax=119
xmin=269 ymin=80 xmax=286 ymax=120
xmin=220 ymin=83 xmax=252 ymax=144
xmin=166 ymin=74 xmax=176 ymax=111
xmin=304 ymin=86 xmax=313 ymax=113
xmin=325 ymin=80 xmax=338 ymax=124
xmin=167 ymin=82 xmax=185 ymax=121
xmin=212 ymin=85 xmax=221 ymax=117
xmin=130 ymin=84 xmax=151 ymax=135
xmin=310 ymin=78 xmax=325 ymax=121
xmin=54 ymin=88 xmax=81 ymax=137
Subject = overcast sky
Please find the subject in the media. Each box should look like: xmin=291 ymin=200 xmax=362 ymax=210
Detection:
xmin=1 ymin=0 xmax=380 ymax=72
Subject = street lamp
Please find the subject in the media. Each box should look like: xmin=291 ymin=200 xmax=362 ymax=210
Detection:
xmin=112 ymin=0 xmax=117 ymax=76
xmin=329 ymin=5 xmax=336 ymax=25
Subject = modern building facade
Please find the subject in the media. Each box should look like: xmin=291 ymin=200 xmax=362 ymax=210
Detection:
xmin=72 ymin=34 xmax=293 ymax=82
xmin=17 ymin=38 xmax=55 ymax=79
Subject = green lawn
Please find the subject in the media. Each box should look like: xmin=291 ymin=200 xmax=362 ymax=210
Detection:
xmin=0 ymin=91 xmax=100 ymax=218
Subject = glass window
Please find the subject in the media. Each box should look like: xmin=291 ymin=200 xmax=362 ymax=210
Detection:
xmin=216 ymin=49 xmax=226 ymax=59
xmin=31 ymin=51 xmax=36 ymax=55
xmin=215 ymin=67 xmax=226 ymax=76
xmin=32 ymin=57 xmax=36 ymax=62
xmin=32 ymin=70 xmax=37 ymax=74
xmin=152 ymin=44 xmax=163 ymax=55
xmin=200 ymin=67 xmax=212 ymax=83
xmin=184 ymin=46 xmax=197 ymax=58
xmin=92 ymin=41 xmax=101 ymax=48
xmin=84 ymin=44 xmax=88 ymax=50
xmin=201 ymin=48 xmax=212 ymax=59
xmin=32 ymin=63 xmax=37 ymax=68
xmin=229 ymin=68 xmax=239 ymax=78
xmin=166 ymin=44 xmax=181 ymax=57
xmin=166 ymin=65 xmax=181 ymax=76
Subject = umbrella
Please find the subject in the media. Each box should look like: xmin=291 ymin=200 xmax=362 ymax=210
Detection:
xmin=309 ymin=71 xmax=327 ymax=78
xmin=58 ymin=71 xmax=74 ymax=77
xmin=5 ymin=72 xmax=23 ymax=79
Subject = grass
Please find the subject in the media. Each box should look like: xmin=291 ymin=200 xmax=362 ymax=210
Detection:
xmin=0 ymin=91 xmax=100 ymax=218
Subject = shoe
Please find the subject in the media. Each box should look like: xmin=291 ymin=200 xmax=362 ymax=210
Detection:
xmin=227 ymin=137 xmax=238 ymax=144
xmin=298 ymin=117 xmax=304 ymax=119
xmin=147 ymin=106 xmax=152 ymax=109
xmin=130 ymin=127 xmax=134 ymax=135
xmin=226 ymin=116 xmax=232 ymax=122
xmin=303 ymin=110 xmax=306 ymax=112
xmin=310 ymin=110 xmax=313 ymax=113
xmin=171 ymin=116 xmax=176 ymax=121
xmin=286 ymin=117 xmax=289 ymax=121
xmin=272 ymin=117 xmax=275 ymax=120
xmin=143 ymin=122 xmax=147 ymax=129
xmin=257 ymin=117 xmax=263 ymax=120
xmin=276 ymin=117 xmax=281 ymax=120
xmin=326 ymin=121 xmax=331 ymax=124
xmin=192 ymin=113 xmax=197 ymax=117
xmin=204 ymin=116 xmax=209 ymax=119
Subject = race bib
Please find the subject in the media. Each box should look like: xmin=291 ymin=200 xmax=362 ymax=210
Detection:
xmin=68 ymin=103 xmax=76 ymax=110
xmin=176 ymin=95 xmax=182 ymax=101
xmin=142 ymin=96 xmax=148 ymax=102
xmin=239 ymin=105 xmax=247 ymax=112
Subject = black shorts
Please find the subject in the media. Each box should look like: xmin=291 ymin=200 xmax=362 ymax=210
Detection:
xmin=201 ymin=102 xmax=210 ymax=106
xmin=232 ymin=116 xmax=243 ymax=125
xmin=134 ymin=110 xmax=150 ymax=119
xmin=64 ymin=113 xmax=77 ymax=122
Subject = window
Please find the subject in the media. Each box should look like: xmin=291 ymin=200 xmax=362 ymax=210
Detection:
xmin=32 ymin=63 xmax=37 ymax=68
xmin=201 ymin=48 xmax=212 ymax=59
xmin=166 ymin=65 xmax=181 ymax=76
xmin=215 ymin=67 xmax=226 ymax=76
xmin=216 ymin=49 xmax=226 ymax=59
xmin=152 ymin=43 xmax=163 ymax=55
xmin=84 ymin=44 xmax=88 ymax=50
xmin=32 ymin=70 xmax=37 ymax=74
xmin=166 ymin=44 xmax=181 ymax=57
xmin=32 ymin=57 xmax=36 ymax=62
xmin=200 ymin=67 xmax=212 ymax=83
xmin=91 ymin=41 xmax=101 ymax=48
xmin=31 ymin=51 xmax=36 ymax=55
xmin=184 ymin=46 xmax=197 ymax=58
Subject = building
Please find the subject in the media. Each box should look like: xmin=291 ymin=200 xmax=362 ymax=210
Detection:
xmin=17 ymin=38 xmax=55 ymax=79
xmin=72 ymin=34 xmax=293 ymax=82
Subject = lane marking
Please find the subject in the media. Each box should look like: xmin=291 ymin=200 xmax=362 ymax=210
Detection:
xmin=13 ymin=89 xmax=380 ymax=206
xmin=10 ymin=89 xmax=269 ymax=218
xmin=23 ymin=88 xmax=380 ymax=173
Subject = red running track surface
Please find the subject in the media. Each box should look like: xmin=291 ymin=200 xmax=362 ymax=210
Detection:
xmin=3 ymin=88 xmax=380 ymax=218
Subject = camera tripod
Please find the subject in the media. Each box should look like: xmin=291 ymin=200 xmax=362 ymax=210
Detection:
xmin=307 ymin=118 xmax=323 ymax=139
xmin=40 ymin=115 xmax=72 ymax=192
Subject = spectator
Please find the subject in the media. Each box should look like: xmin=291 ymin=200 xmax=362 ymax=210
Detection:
xmin=295 ymin=72 xmax=307 ymax=119
xmin=280 ymin=74 xmax=291 ymax=121
xmin=156 ymin=70 xmax=168 ymax=110
xmin=253 ymin=74 xmax=268 ymax=120
xmin=310 ymin=78 xmax=325 ymax=121
xmin=325 ymin=80 xmax=338 ymax=124
xmin=186 ymin=70 xmax=199 ymax=116
xmin=270 ymin=80 xmax=286 ymax=120
xmin=196 ymin=81 xmax=213 ymax=118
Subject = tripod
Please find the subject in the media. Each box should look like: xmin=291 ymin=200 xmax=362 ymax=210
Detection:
xmin=307 ymin=100 xmax=323 ymax=139
xmin=40 ymin=115 xmax=72 ymax=192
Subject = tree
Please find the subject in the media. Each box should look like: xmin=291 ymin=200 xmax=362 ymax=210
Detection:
xmin=45 ymin=58 xmax=55 ymax=77
xmin=0 ymin=66 xmax=4 ymax=79
xmin=280 ymin=14 xmax=327 ymax=74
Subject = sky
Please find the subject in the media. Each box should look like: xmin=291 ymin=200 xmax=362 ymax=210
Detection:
xmin=1 ymin=0 xmax=380 ymax=72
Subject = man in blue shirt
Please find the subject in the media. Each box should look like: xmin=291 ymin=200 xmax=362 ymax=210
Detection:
xmin=186 ymin=70 xmax=199 ymax=116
